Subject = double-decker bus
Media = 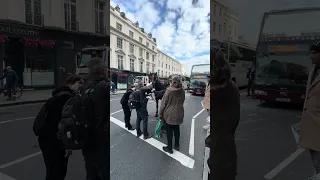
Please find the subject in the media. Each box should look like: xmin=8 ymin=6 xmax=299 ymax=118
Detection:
xmin=76 ymin=45 xmax=110 ymax=79
xmin=189 ymin=64 xmax=210 ymax=95
xmin=212 ymin=40 xmax=256 ymax=87
xmin=253 ymin=8 xmax=319 ymax=104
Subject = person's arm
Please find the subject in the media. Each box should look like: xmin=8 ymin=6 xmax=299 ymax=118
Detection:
xmin=0 ymin=72 xmax=6 ymax=80
xmin=159 ymin=90 xmax=169 ymax=119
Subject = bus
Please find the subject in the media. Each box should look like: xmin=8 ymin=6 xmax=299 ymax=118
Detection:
xmin=168 ymin=74 xmax=190 ymax=89
xmin=189 ymin=64 xmax=210 ymax=95
xmin=214 ymin=40 xmax=256 ymax=87
xmin=253 ymin=8 xmax=319 ymax=104
xmin=76 ymin=45 xmax=110 ymax=79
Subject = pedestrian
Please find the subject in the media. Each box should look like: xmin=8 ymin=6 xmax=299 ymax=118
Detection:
xmin=159 ymin=76 xmax=185 ymax=154
xmin=135 ymin=80 xmax=153 ymax=139
xmin=120 ymin=85 xmax=136 ymax=130
xmin=154 ymin=76 xmax=164 ymax=117
xmin=208 ymin=49 xmax=240 ymax=180
xmin=246 ymin=68 xmax=254 ymax=96
xmin=81 ymin=57 xmax=109 ymax=180
xmin=0 ymin=66 xmax=19 ymax=101
xmin=37 ymin=75 xmax=83 ymax=180
xmin=299 ymin=41 xmax=320 ymax=180
xmin=203 ymin=75 xmax=210 ymax=130
xmin=155 ymin=83 xmax=170 ymax=133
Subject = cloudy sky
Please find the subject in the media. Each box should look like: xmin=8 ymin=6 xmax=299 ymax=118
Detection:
xmin=222 ymin=0 xmax=320 ymax=43
xmin=110 ymin=0 xmax=210 ymax=75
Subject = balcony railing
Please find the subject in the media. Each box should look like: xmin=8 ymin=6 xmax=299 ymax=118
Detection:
xmin=65 ymin=21 xmax=79 ymax=31
xmin=95 ymin=26 xmax=106 ymax=36
xmin=25 ymin=13 xmax=44 ymax=26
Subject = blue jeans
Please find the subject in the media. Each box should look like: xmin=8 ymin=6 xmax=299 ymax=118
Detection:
xmin=136 ymin=106 xmax=149 ymax=136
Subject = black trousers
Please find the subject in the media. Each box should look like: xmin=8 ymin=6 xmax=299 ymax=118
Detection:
xmin=166 ymin=124 xmax=180 ymax=149
xmin=247 ymin=81 xmax=253 ymax=95
xmin=155 ymin=98 xmax=160 ymax=114
xmin=39 ymin=139 xmax=68 ymax=180
xmin=6 ymin=84 xmax=15 ymax=98
xmin=121 ymin=104 xmax=132 ymax=128
xmin=83 ymin=143 xmax=108 ymax=180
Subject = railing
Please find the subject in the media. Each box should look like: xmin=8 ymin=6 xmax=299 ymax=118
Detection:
xmin=25 ymin=13 xmax=44 ymax=26
xmin=95 ymin=26 xmax=106 ymax=36
xmin=65 ymin=21 xmax=79 ymax=31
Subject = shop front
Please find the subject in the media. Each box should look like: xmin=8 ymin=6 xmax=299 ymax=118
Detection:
xmin=110 ymin=68 xmax=146 ymax=89
xmin=0 ymin=23 xmax=55 ymax=88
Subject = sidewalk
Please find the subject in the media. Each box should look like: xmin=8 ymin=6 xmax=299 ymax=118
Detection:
xmin=0 ymin=89 xmax=127 ymax=107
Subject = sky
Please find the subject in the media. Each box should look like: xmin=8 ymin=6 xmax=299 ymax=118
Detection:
xmin=222 ymin=0 xmax=320 ymax=43
xmin=110 ymin=0 xmax=210 ymax=75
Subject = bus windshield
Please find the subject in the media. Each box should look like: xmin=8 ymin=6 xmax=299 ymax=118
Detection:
xmin=190 ymin=64 xmax=210 ymax=89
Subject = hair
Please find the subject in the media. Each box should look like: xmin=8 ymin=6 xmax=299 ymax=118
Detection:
xmin=64 ymin=75 xmax=82 ymax=85
xmin=88 ymin=57 xmax=106 ymax=77
xmin=131 ymin=85 xmax=135 ymax=88
xmin=211 ymin=49 xmax=231 ymax=86
xmin=171 ymin=76 xmax=182 ymax=88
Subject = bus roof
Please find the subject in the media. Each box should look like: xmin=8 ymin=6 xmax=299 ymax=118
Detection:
xmin=223 ymin=40 xmax=256 ymax=50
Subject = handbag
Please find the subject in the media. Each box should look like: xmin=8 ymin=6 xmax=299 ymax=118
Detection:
xmin=205 ymin=134 xmax=211 ymax=148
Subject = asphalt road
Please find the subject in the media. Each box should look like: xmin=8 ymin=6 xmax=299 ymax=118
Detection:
xmin=0 ymin=91 xmax=315 ymax=180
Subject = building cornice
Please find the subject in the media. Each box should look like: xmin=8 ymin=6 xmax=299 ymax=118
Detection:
xmin=157 ymin=49 xmax=182 ymax=65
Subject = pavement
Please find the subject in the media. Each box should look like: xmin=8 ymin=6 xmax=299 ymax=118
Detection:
xmin=0 ymin=90 xmax=316 ymax=180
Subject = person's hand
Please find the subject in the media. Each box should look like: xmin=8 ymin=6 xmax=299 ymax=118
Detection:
xmin=208 ymin=168 xmax=210 ymax=174
xmin=65 ymin=149 xmax=72 ymax=158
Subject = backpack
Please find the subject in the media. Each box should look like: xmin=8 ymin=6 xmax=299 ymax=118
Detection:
xmin=128 ymin=90 xmax=140 ymax=109
xmin=33 ymin=91 xmax=71 ymax=137
xmin=120 ymin=89 xmax=133 ymax=105
xmin=58 ymin=86 xmax=97 ymax=150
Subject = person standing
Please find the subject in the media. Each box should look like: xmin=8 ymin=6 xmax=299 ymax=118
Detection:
xmin=208 ymin=49 xmax=240 ymax=180
xmin=246 ymin=68 xmax=253 ymax=96
xmin=37 ymin=75 xmax=83 ymax=180
xmin=0 ymin=66 xmax=19 ymax=101
xmin=299 ymin=41 xmax=320 ymax=180
xmin=81 ymin=57 xmax=109 ymax=180
xmin=203 ymin=75 xmax=210 ymax=130
xmin=159 ymin=76 xmax=185 ymax=154
xmin=120 ymin=85 xmax=136 ymax=130
xmin=135 ymin=80 xmax=153 ymax=139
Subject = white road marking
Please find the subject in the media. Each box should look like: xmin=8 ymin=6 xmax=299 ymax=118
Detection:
xmin=110 ymin=116 xmax=195 ymax=169
xmin=202 ymin=129 xmax=210 ymax=180
xmin=0 ymin=172 xmax=16 ymax=180
xmin=110 ymin=98 xmax=121 ymax=101
xmin=189 ymin=108 xmax=206 ymax=156
xmin=0 ymin=117 xmax=35 ymax=124
xmin=110 ymin=109 xmax=123 ymax=115
xmin=264 ymin=148 xmax=305 ymax=180
xmin=0 ymin=151 xmax=42 ymax=169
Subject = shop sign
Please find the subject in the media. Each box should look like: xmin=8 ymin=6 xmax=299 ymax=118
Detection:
xmin=118 ymin=73 xmax=128 ymax=77
xmin=0 ymin=26 xmax=39 ymax=36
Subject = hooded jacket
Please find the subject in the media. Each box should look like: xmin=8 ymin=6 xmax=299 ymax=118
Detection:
xmin=159 ymin=83 xmax=185 ymax=125
xmin=0 ymin=70 xmax=19 ymax=85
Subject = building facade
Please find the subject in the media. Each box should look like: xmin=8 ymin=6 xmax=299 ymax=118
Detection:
xmin=156 ymin=50 xmax=183 ymax=78
xmin=110 ymin=5 xmax=183 ymax=89
xmin=0 ymin=0 xmax=109 ymax=88
xmin=211 ymin=0 xmax=239 ymax=43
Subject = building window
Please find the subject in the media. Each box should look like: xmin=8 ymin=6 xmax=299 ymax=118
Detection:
xmin=64 ymin=0 xmax=77 ymax=31
xmin=224 ymin=23 xmax=226 ymax=35
xmin=139 ymin=48 xmax=143 ymax=57
xmin=152 ymin=46 xmax=154 ymax=51
xmin=130 ymin=59 xmax=134 ymax=71
xmin=116 ymin=22 xmax=122 ymax=31
xmin=165 ymin=71 xmax=167 ymax=77
xmin=25 ymin=0 xmax=42 ymax=25
xmin=146 ymin=52 xmax=149 ymax=60
xmin=152 ymin=55 xmax=155 ymax=62
xmin=140 ymin=61 xmax=143 ymax=72
xmin=146 ymin=62 xmax=150 ymax=73
xmin=219 ymin=7 xmax=222 ymax=16
xmin=94 ymin=0 xmax=105 ymax=35
xmin=118 ymin=55 xmax=124 ymax=70
xmin=213 ymin=22 xmax=216 ymax=32
xmin=129 ymin=30 xmax=134 ymax=38
xmin=162 ymin=62 xmax=163 ymax=67
xmin=152 ymin=65 xmax=155 ymax=73
xmin=146 ymin=42 xmax=149 ymax=47
xmin=139 ymin=37 xmax=142 ymax=43
xmin=166 ymin=64 xmax=167 ymax=68
xmin=169 ymin=65 xmax=170 ymax=69
xmin=214 ymin=4 xmax=217 ymax=15
xmin=130 ymin=43 xmax=134 ymax=54
xmin=219 ymin=24 xmax=222 ymax=36
xmin=161 ymin=70 xmax=163 ymax=77
xmin=117 ymin=37 xmax=123 ymax=49
xmin=158 ymin=69 xmax=160 ymax=75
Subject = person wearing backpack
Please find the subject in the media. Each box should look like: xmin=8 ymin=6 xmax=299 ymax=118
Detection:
xmin=35 ymin=75 xmax=83 ymax=180
xmin=120 ymin=85 xmax=136 ymax=130
xmin=80 ymin=57 xmax=109 ymax=180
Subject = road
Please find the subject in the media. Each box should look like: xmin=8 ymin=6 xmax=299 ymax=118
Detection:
xmin=0 ymin=91 xmax=316 ymax=180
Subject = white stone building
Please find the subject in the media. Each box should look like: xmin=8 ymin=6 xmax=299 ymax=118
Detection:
xmin=156 ymin=50 xmax=183 ymax=77
xmin=211 ymin=0 xmax=240 ymax=43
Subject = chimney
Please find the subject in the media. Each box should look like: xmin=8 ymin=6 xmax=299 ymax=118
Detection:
xmin=153 ymin=38 xmax=156 ymax=43
xmin=148 ymin=33 xmax=152 ymax=38
xmin=115 ymin=5 xmax=120 ymax=12
xmin=120 ymin=12 xmax=126 ymax=18
xmin=134 ymin=21 xmax=139 ymax=27
xmin=140 ymin=28 xmax=144 ymax=33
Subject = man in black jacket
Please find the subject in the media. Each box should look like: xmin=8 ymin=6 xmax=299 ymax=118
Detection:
xmin=135 ymin=80 xmax=153 ymax=139
xmin=120 ymin=85 xmax=136 ymax=130
xmin=81 ymin=57 xmax=109 ymax=180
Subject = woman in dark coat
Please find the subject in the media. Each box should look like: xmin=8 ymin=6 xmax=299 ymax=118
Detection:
xmin=208 ymin=49 xmax=240 ymax=180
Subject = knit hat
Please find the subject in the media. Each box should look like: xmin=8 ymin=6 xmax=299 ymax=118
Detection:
xmin=310 ymin=41 xmax=320 ymax=52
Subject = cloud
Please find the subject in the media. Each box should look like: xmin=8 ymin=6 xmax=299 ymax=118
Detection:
xmin=110 ymin=0 xmax=210 ymax=74
xmin=181 ymin=54 xmax=210 ymax=75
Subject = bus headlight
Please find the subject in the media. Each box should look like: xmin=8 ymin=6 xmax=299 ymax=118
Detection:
xmin=254 ymin=90 xmax=267 ymax=95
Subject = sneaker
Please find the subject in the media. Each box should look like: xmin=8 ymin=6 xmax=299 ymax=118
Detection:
xmin=163 ymin=146 xmax=173 ymax=154
xmin=203 ymin=124 xmax=210 ymax=130
xmin=143 ymin=134 xmax=152 ymax=140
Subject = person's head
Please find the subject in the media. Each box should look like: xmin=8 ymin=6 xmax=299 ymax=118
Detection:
xmin=131 ymin=85 xmax=136 ymax=91
xmin=88 ymin=57 xmax=107 ymax=79
xmin=6 ymin=66 xmax=12 ymax=72
xmin=310 ymin=41 xmax=320 ymax=67
xmin=65 ymin=75 xmax=83 ymax=92
xmin=136 ymin=80 xmax=143 ymax=89
xmin=171 ymin=76 xmax=182 ymax=88
xmin=211 ymin=49 xmax=231 ymax=85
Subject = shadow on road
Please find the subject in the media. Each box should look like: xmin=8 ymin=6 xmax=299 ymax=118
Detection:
xmin=257 ymin=102 xmax=303 ymax=112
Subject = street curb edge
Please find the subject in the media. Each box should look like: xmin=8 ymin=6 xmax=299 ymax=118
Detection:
xmin=0 ymin=99 xmax=47 ymax=107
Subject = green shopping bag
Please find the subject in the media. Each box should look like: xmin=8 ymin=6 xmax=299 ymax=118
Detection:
xmin=154 ymin=118 xmax=164 ymax=138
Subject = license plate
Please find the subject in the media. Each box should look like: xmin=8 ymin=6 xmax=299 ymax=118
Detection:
xmin=196 ymin=92 xmax=202 ymax=94
xmin=276 ymin=98 xmax=291 ymax=102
